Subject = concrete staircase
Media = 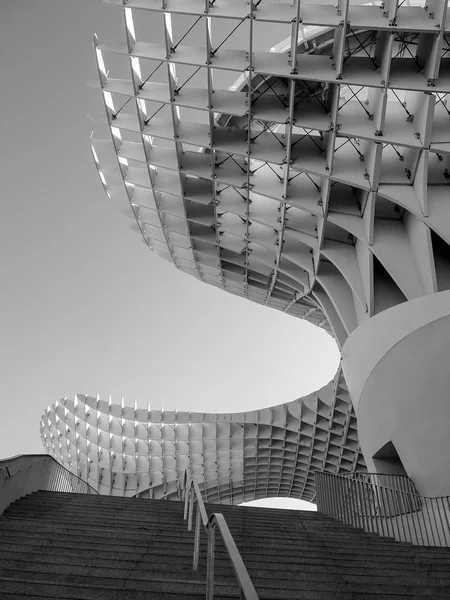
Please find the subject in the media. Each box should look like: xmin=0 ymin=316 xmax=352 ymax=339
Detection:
xmin=0 ymin=491 xmax=450 ymax=599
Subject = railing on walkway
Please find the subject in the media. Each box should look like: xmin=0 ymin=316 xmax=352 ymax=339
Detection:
xmin=182 ymin=470 xmax=259 ymax=600
xmin=0 ymin=454 xmax=98 ymax=515
xmin=315 ymin=471 xmax=450 ymax=547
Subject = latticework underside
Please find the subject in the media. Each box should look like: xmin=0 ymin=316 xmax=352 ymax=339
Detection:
xmin=67 ymin=0 xmax=450 ymax=502
xmin=91 ymin=0 xmax=450 ymax=349
xmin=40 ymin=369 xmax=365 ymax=502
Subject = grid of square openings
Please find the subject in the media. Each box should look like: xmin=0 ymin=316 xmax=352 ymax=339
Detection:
xmin=40 ymin=372 xmax=365 ymax=501
xmin=92 ymin=0 xmax=450 ymax=345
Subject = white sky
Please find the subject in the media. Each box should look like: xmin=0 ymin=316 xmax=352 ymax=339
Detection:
xmin=0 ymin=0 xmax=340 ymax=511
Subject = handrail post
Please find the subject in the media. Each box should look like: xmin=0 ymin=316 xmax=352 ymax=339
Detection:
xmin=180 ymin=469 xmax=259 ymax=600
xmin=184 ymin=482 xmax=190 ymax=520
xmin=315 ymin=473 xmax=321 ymax=512
xmin=206 ymin=523 xmax=216 ymax=600
xmin=440 ymin=497 xmax=450 ymax=546
xmin=193 ymin=503 xmax=201 ymax=571
xmin=329 ymin=473 xmax=335 ymax=517
xmin=188 ymin=489 xmax=194 ymax=531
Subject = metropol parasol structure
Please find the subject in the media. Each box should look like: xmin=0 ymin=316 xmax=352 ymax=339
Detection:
xmin=42 ymin=0 xmax=450 ymax=503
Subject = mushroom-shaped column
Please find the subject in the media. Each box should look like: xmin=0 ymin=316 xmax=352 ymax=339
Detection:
xmin=342 ymin=290 xmax=450 ymax=497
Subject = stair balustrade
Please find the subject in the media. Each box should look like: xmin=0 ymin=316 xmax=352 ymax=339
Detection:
xmin=182 ymin=469 xmax=259 ymax=600
xmin=0 ymin=454 xmax=98 ymax=515
xmin=2 ymin=471 xmax=450 ymax=597
xmin=315 ymin=471 xmax=450 ymax=547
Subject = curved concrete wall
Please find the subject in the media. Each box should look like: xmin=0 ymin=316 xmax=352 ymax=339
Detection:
xmin=342 ymin=291 xmax=450 ymax=496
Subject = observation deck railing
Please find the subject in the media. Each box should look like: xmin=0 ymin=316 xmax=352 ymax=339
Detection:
xmin=0 ymin=454 xmax=98 ymax=515
xmin=316 ymin=471 xmax=450 ymax=547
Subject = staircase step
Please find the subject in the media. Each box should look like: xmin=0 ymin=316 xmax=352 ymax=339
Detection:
xmin=1 ymin=490 xmax=449 ymax=600
xmin=2 ymin=561 xmax=445 ymax=591
xmin=0 ymin=521 xmax=413 ymax=553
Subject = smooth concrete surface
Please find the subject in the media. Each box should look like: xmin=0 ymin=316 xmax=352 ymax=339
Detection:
xmin=0 ymin=454 xmax=49 ymax=477
xmin=342 ymin=291 xmax=450 ymax=497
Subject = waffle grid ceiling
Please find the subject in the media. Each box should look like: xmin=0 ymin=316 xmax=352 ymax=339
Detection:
xmin=54 ymin=0 xmax=450 ymax=502
xmin=91 ymin=0 xmax=450 ymax=348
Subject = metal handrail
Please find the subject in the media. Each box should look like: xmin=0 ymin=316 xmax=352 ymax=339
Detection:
xmin=316 ymin=471 xmax=450 ymax=547
xmin=182 ymin=470 xmax=259 ymax=600
xmin=0 ymin=454 xmax=99 ymax=515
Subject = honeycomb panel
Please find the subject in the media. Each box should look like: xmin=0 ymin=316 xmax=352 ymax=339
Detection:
xmin=77 ymin=0 xmax=450 ymax=502
xmin=92 ymin=0 xmax=450 ymax=348
xmin=40 ymin=369 xmax=365 ymax=502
